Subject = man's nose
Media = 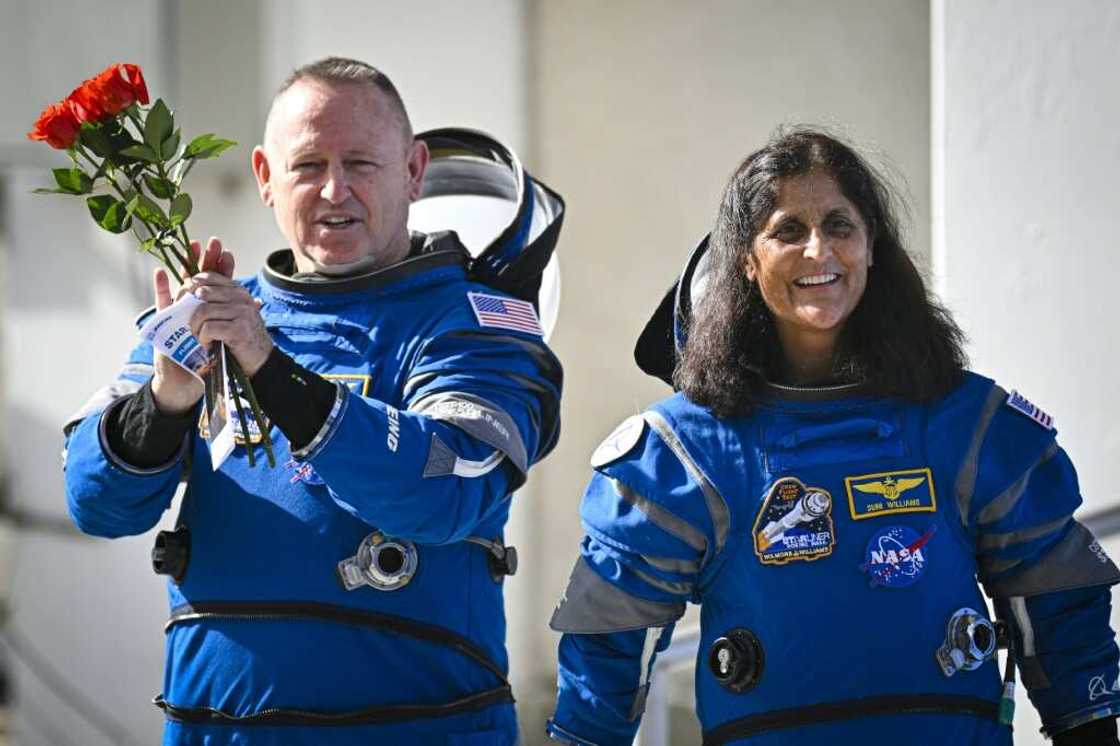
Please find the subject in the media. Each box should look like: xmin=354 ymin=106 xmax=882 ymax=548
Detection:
xmin=320 ymin=164 xmax=349 ymax=204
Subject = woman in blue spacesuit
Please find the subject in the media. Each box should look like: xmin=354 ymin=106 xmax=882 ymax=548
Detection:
xmin=547 ymin=129 xmax=1120 ymax=745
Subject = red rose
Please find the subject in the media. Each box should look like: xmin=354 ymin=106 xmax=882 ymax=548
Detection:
xmin=120 ymin=64 xmax=149 ymax=106
xmin=67 ymin=63 xmax=150 ymax=123
xmin=27 ymin=101 xmax=82 ymax=149
xmin=67 ymin=80 xmax=106 ymax=123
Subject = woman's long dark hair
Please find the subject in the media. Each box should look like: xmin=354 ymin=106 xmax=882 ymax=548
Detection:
xmin=674 ymin=128 xmax=967 ymax=417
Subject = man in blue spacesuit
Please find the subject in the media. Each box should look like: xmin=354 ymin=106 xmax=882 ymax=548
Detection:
xmin=63 ymin=57 xmax=562 ymax=745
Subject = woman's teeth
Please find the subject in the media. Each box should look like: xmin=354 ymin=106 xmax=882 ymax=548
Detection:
xmin=795 ymin=273 xmax=839 ymax=287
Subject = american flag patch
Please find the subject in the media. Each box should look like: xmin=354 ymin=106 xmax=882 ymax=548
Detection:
xmin=467 ymin=292 xmax=543 ymax=336
xmin=1006 ymin=390 xmax=1054 ymax=430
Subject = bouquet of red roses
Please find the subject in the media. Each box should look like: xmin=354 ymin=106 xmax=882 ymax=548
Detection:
xmin=29 ymin=63 xmax=274 ymax=467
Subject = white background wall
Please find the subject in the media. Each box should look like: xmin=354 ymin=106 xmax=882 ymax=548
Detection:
xmin=1 ymin=2 xmax=178 ymax=743
xmin=0 ymin=1 xmax=1116 ymax=744
xmin=934 ymin=1 xmax=1120 ymax=742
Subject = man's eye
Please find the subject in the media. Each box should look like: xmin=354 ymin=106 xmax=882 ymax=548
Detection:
xmin=348 ymin=160 xmax=377 ymax=169
xmin=293 ymin=162 xmax=321 ymax=171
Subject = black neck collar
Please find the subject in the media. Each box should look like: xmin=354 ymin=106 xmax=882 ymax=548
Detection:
xmin=261 ymin=231 xmax=468 ymax=295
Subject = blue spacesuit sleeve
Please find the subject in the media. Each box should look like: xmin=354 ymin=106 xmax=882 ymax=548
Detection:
xmin=63 ymin=339 xmax=185 ymax=538
xmin=293 ymin=324 xmax=562 ymax=545
xmin=549 ymin=412 xmax=726 ymax=745
xmin=549 ymin=626 xmax=676 ymax=746
xmin=961 ymin=387 xmax=1120 ymax=735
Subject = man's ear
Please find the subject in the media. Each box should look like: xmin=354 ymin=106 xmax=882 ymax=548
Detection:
xmin=251 ymin=146 xmax=273 ymax=206
xmin=406 ymin=139 xmax=430 ymax=201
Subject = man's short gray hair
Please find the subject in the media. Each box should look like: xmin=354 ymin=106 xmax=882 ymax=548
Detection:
xmin=276 ymin=56 xmax=413 ymax=140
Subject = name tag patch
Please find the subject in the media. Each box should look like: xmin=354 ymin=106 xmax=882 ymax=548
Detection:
xmin=324 ymin=373 xmax=371 ymax=396
xmin=752 ymin=477 xmax=836 ymax=566
xmin=846 ymin=468 xmax=936 ymax=520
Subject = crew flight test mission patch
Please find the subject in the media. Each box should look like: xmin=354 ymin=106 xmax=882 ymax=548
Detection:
xmin=752 ymin=477 xmax=836 ymax=565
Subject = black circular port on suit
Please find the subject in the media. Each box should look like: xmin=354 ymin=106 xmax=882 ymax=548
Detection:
xmin=376 ymin=545 xmax=405 ymax=575
xmin=709 ymin=628 xmax=764 ymax=694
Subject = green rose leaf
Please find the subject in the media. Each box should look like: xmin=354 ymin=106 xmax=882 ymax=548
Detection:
xmin=107 ymin=124 xmax=143 ymax=166
xmin=183 ymin=133 xmax=215 ymax=157
xmin=82 ymin=121 xmax=144 ymax=166
xmin=184 ymin=133 xmax=237 ymax=160
xmin=128 ymin=193 xmax=169 ymax=228
xmin=144 ymin=174 xmax=175 ymax=199
xmin=120 ymin=144 xmax=160 ymax=163
xmin=86 ymin=195 xmax=131 ymax=233
xmin=169 ymin=193 xmax=193 ymax=227
xmin=52 ymin=168 xmax=93 ymax=195
xmin=201 ymin=138 xmax=236 ymax=159
xmin=78 ymin=123 xmax=114 ymax=159
xmin=145 ymin=99 xmax=174 ymax=152
xmin=162 ymin=128 xmax=181 ymax=160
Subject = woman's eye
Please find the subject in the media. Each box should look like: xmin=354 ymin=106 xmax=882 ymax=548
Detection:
xmin=827 ymin=218 xmax=853 ymax=236
xmin=775 ymin=223 xmax=804 ymax=240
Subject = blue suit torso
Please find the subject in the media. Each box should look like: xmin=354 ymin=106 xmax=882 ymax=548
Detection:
xmin=549 ymin=375 xmax=1119 ymax=745
xmin=65 ymin=235 xmax=563 ymax=745
xmin=665 ymin=380 xmax=1007 ymax=744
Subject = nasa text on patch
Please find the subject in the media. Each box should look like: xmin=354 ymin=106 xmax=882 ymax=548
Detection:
xmin=752 ymin=477 xmax=836 ymax=566
xmin=860 ymin=524 xmax=935 ymax=588
xmin=845 ymin=468 xmax=936 ymax=520
xmin=1005 ymin=389 xmax=1055 ymax=431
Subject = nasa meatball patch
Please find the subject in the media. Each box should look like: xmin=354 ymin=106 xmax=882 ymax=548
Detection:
xmin=752 ymin=477 xmax=836 ymax=565
xmin=845 ymin=468 xmax=936 ymax=521
xmin=860 ymin=525 xmax=936 ymax=588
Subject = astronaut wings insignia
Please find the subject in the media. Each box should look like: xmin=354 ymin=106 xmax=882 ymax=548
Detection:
xmin=853 ymin=476 xmax=925 ymax=501
xmin=846 ymin=468 xmax=936 ymax=520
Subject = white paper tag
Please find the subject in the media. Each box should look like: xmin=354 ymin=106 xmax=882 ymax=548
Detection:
xmin=203 ymin=345 xmax=236 ymax=470
xmin=137 ymin=293 xmax=212 ymax=380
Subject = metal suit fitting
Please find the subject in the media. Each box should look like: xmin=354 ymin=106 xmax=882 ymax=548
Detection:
xmin=464 ymin=536 xmax=518 ymax=583
xmin=936 ymin=607 xmax=998 ymax=676
xmin=709 ymin=628 xmax=765 ymax=693
xmin=337 ymin=531 xmax=419 ymax=591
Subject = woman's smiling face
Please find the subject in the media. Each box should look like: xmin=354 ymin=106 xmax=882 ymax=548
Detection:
xmin=746 ymin=170 xmax=873 ymax=355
